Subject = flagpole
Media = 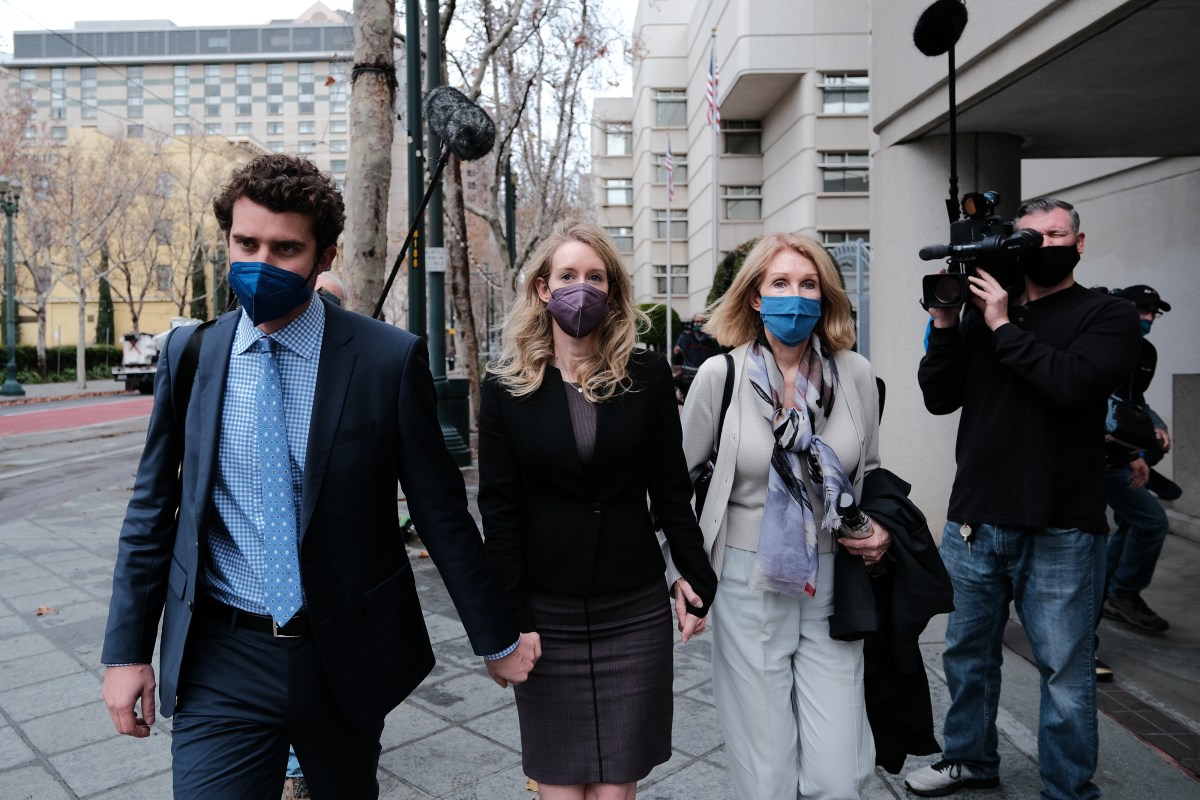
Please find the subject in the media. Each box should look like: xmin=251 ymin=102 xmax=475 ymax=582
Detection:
xmin=709 ymin=27 xmax=720 ymax=283
xmin=665 ymin=164 xmax=673 ymax=371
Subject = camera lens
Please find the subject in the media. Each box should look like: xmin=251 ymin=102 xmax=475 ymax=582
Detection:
xmin=934 ymin=274 xmax=965 ymax=305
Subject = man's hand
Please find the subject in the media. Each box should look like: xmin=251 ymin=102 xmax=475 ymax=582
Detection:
xmin=927 ymin=269 xmax=961 ymax=329
xmin=103 ymin=664 xmax=156 ymax=738
xmin=968 ymin=269 xmax=1010 ymax=330
xmin=1129 ymin=457 xmax=1150 ymax=490
xmin=1155 ymin=428 xmax=1172 ymax=453
xmin=839 ymin=517 xmax=892 ymax=568
xmin=485 ymin=631 xmax=541 ymax=689
xmin=673 ymin=578 xmax=707 ymax=644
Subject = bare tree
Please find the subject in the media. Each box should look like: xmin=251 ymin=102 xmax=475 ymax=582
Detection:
xmin=342 ymin=0 xmax=397 ymax=316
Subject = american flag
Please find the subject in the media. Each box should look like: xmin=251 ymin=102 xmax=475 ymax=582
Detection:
xmin=664 ymin=137 xmax=675 ymax=203
xmin=705 ymin=49 xmax=720 ymax=129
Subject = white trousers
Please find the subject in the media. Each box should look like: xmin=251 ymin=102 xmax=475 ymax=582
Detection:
xmin=712 ymin=548 xmax=875 ymax=800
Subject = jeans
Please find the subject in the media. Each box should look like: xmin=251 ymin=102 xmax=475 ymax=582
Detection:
xmin=940 ymin=523 xmax=1104 ymax=800
xmin=286 ymin=746 xmax=303 ymax=779
xmin=1104 ymin=465 xmax=1169 ymax=597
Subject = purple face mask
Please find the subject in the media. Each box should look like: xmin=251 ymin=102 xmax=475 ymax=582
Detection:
xmin=546 ymin=283 xmax=610 ymax=338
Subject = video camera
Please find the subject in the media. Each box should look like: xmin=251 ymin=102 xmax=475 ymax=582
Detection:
xmin=918 ymin=191 xmax=1043 ymax=308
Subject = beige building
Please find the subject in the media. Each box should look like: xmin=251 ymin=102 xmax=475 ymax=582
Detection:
xmin=592 ymin=0 xmax=871 ymax=343
xmin=870 ymin=0 xmax=1200 ymax=528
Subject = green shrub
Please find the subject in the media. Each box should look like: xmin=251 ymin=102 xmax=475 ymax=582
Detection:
xmin=638 ymin=303 xmax=683 ymax=352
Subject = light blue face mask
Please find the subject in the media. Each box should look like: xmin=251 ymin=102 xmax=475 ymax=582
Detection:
xmin=229 ymin=261 xmax=314 ymax=325
xmin=759 ymin=295 xmax=822 ymax=346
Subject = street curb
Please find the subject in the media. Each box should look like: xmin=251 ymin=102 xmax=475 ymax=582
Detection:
xmin=0 ymin=389 xmax=137 ymax=407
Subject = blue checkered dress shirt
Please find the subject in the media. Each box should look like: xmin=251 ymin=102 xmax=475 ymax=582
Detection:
xmin=204 ymin=299 xmax=324 ymax=615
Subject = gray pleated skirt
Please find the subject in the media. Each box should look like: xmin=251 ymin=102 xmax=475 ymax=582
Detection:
xmin=514 ymin=580 xmax=673 ymax=785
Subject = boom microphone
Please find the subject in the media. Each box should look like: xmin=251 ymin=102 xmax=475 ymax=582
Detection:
xmin=913 ymin=0 xmax=968 ymax=57
xmin=423 ymin=86 xmax=496 ymax=161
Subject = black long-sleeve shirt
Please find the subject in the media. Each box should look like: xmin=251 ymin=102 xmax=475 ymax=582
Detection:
xmin=919 ymin=283 xmax=1140 ymax=534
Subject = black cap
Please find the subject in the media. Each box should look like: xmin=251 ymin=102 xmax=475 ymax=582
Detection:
xmin=1112 ymin=284 xmax=1170 ymax=313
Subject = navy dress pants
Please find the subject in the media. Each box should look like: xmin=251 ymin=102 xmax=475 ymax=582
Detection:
xmin=170 ymin=614 xmax=385 ymax=799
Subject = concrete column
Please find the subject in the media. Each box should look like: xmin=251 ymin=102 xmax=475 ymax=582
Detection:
xmin=869 ymin=133 xmax=1022 ymax=534
xmin=1172 ymin=374 xmax=1200 ymax=519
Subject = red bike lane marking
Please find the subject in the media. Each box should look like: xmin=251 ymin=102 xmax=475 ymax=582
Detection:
xmin=0 ymin=397 xmax=154 ymax=436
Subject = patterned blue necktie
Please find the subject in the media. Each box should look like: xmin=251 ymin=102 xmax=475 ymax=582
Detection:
xmin=256 ymin=337 xmax=302 ymax=626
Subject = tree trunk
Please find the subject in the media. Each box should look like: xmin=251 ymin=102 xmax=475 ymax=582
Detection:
xmin=342 ymin=0 xmax=397 ymax=317
xmin=76 ymin=291 xmax=87 ymax=388
xmin=444 ymin=153 xmax=483 ymax=423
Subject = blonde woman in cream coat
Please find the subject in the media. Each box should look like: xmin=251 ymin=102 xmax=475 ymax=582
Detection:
xmin=678 ymin=233 xmax=892 ymax=799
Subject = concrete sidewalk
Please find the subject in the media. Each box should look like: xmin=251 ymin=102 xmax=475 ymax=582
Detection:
xmin=1 ymin=420 xmax=1198 ymax=797
xmin=0 ymin=379 xmax=133 ymax=407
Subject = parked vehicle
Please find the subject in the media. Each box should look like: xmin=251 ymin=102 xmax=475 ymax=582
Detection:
xmin=111 ymin=317 xmax=202 ymax=395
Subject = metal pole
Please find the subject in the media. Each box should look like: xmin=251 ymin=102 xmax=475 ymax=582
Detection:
xmin=1 ymin=180 xmax=25 ymax=397
xmin=405 ymin=0 xmax=426 ymax=336
xmin=665 ymin=169 xmax=672 ymax=363
xmin=426 ymin=0 xmax=445 ymax=377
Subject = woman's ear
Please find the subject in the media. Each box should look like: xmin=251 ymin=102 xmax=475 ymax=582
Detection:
xmin=535 ymin=277 xmax=551 ymax=303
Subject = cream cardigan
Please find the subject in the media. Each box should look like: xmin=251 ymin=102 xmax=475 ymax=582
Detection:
xmin=674 ymin=342 xmax=881 ymax=581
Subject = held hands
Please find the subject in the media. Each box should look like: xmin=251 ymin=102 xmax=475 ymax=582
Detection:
xmin=103 ymin=664 xmax=156 ymax=738
xmin=1129 ymin=458 xmax=1150 ymax=490
xmin=485 ymin=631 xmax=541 ymax=689
xmin=838 ymin=517 xmax=892 ymax=568
xmin=673 ymin=578 xmax=707 ymax=644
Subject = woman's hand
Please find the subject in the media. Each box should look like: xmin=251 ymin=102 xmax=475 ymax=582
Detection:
xmin=674 ymin=578 xmax=707 ymax=643
xmin=839 ymin=516 xmax=892 ymax=568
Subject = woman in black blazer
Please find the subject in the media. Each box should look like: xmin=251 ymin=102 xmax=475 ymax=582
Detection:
xmin=479 ymin=220 xmax=717 ymax=800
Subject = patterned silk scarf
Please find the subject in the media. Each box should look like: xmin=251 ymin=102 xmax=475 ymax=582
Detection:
xmin=746 ymin=337 xmax=853 ymax=598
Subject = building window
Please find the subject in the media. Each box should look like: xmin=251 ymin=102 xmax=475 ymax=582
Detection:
xmin=298 ymin=62 xmax=315 ymax=115
xmin=267 ymin=121 xmax=284 ymax=135
xmin=330 ymin=159 xmax=347 ymax=173
xmin=174 ymin=123 xmax=191 ymax=136
xmin=605 ymin=226 xmax=633 ymax=252
xmin=267 ymin=63 xmax=284 ymax=115
xmin=820 ymin=152 xmax=869 ymax=192
xmin=51 ymin=126 xmax=67 ymax=140
xmin=821 ymin=74 xmax=869 ymax=115
xmin=654 ymin=209 xmax=688 ymax=239
xmin=23 ymin=126 xmax=37 ymax=140
xmin=654 ymin=153 xmax=687 ymax=185
xmin=267 ymin=141 xmax=284 ymax=151
xmin=654 ymin=265 xmax=688 ymax=296
xmin=329 ymin=139 xmax=347 ymax=153
xmin=50 ymin=68 xmax=66 ymax=119
xmin=205 ymin=123 xmax=221 ymax=135
xmin=723 ymin=120 xmax=762 ymax=155
xmin=235 ymin=122 xmax=252 ymax=134
xmin=153 ymin=219 xmax=173 ymax=246
xmin=605 ymin=179 xmax=633 ymax=206
xmin=127 ymin=65 xmax=144 ymax=118
xmin=723 ymin=186 xmax=762 ymax=220
xmin=156 ymin=173 xmax=174 ymax=198
xmin=605 ymin=123 xmax=632 ymax=155
xmin=298 ymin=120 xmax=315 ymax=135
xmin=298 ymin=141 xmax=316 ymax=154
xmin=81 ymin=67 xmax=97 ymax=120
xmin=330 ymin=120 xmax=347 ymax=134
xmin=174 ymin=65 xmax=190 ymax=117
xmin=157 ymin=265 xmax=173 ymax=292
xmin=329 ymin=61 xmax=348 ymax=114
xmin=822 ymin=231 xmax=871 ymax=245
xmin=655 ymin=90 xmax=686 ymax=127
xmin=126 ymin=124 xmax=143 ymax=138
xmin=236 ymin=63 xmax=252 ymax=116
xmin=205 ymin=64 xmax=222 ymax=115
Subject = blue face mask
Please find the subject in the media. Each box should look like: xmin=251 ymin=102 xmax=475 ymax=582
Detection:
xmin=229 ymin=261 xmax=314 ymax=325
xmin=759 ymin=295 xmax=822 ymax=346
xmin=1140 ymin=319 xmax=1153 ymax=335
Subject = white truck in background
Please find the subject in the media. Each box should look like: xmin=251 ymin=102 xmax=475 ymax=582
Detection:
xmin=111 ymin=317 xmax=202 ymax=395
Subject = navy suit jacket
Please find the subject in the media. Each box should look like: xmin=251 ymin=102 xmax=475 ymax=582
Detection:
xmin=101 ymin=301 xmax=518 ymax=729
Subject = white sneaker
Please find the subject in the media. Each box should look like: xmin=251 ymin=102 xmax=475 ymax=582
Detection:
xmin=904 ymin=760 xmax=1000 ymax=797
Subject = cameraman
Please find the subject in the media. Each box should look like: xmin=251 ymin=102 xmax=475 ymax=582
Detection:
xmin=672 ymin=313 xmax=721 ymax=402
xmin=1101 ymin=285 xmax=1173 ymax=633
xmin=904 ymin=198 xmax=1140 ymax=800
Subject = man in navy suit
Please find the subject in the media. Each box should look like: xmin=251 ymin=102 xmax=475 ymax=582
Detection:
xmin=101 ymin=154 xmax=538 ymax=798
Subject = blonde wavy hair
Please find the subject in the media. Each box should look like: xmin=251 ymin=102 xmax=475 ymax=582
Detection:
xmin=705 ymin=232 xmax=857 ymax=352
xmin=489 ymin=220 xmax=649 ymax=402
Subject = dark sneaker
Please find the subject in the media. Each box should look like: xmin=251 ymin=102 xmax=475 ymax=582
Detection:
xmin=1095 ymin=656 xmax=1114 ymax=683
xmin=1103 ymin=593 xmax=1169 ymax=632
xmin=904 ymin=760 xmax=1000 ymax=797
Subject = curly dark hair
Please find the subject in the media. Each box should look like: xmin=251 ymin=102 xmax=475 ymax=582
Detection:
xmin=212 ymin=154 xmax=345 ymax=252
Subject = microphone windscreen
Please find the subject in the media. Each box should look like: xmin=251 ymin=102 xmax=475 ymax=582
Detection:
xmin=913 ymin=0 xmax=967 ymax=57
xmin=424 ymin=86 xmax=496 ymax=161
xmin=919 ymin=243 xmax=951 ymax=261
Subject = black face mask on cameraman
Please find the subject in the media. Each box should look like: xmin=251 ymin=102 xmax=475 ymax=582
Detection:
xmin=1024 ymin=245 xmax=1081 ymax=287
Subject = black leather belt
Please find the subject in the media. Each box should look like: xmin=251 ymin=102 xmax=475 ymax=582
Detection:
xmin=196 ymin=596 xmax=311 ymax=638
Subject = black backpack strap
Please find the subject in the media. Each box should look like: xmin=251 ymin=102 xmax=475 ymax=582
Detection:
xmin=714 ymin=353 xmax=734 ymax=452
xmin=172 ymin=320 xmax=216 ymax=432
